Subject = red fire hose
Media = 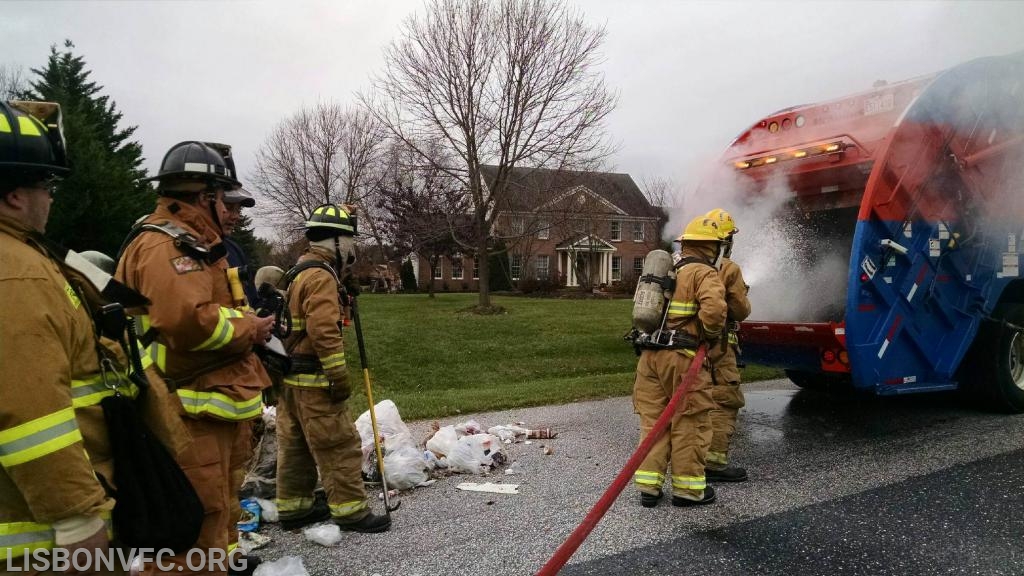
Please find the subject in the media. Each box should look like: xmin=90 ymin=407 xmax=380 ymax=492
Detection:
xmin=535 ymin=345 xmax=708 ymax=576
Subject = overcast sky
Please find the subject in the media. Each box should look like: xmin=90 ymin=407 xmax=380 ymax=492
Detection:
xmin=5 ymin=0 xmax=1024 ymax=237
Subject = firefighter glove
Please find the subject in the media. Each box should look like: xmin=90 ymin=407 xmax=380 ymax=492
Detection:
xmin=329 ymin=379 xmax=351 ymax=402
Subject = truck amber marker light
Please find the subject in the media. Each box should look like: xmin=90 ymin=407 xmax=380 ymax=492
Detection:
xmin=732 ymin=141 xmax=845 ymax=169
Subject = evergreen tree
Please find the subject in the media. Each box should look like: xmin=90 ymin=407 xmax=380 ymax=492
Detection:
xmin=400 ymin=259 xmax=417 ymax=293
xmin=229 ymin=213 xmax=273 ymax=269
xmin=30 ymin=40 xmax=152 ymax=255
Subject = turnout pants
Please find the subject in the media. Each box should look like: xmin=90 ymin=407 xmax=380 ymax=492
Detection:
xmin=632 ymin=349 xmax=715 ymax=500
xmin=709 ymin=344 xmax=745 ymax=467
xmin=142 ymin=418 xmax=239 ymax=576
xmin=275 ymin=386 xmax=368 ymax=522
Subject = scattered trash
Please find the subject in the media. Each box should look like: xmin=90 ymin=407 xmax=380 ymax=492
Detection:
xmin=415 ymin=479 xmax=436 ymax=487
xmin=240 ymin=406 xmax=279 ymax=500
xmin=303 ymin=523 xmax=343 ymax=547
xmin=423 ymin=450 xmax=446 ymax=469
xmin=254 ymin=556 xmax=309 ymax=576
xmin=454 ymin=420 xmax=484 ymax=435
xmin=456 ymin=482 xmax=520 ymax=495
xmin=524 ymin=441 xmax=533 ymax=445
xmin=447 ymin=434 xmax=505 ymax=474
xmin=383 ymin=445 xmax=430 ymax=490
xmin=377 ymin=489 xmax=399 ymax=501
xmin=237 ymin=498 xmax=260 ymax=532
xmin=487 ymin=424 xmax=557 ymax=441
xmin=528 ymin=428 xmax=558 ymax=439
xmin=239 ymin=531 xmax=271 ymax=554
xmin=543 ymin=446 xmax=554 ymax=456
xmin=425 ymin=425 xmax=459 ymax=457
xmin=255 ymin=498 xmax=278 ymax=523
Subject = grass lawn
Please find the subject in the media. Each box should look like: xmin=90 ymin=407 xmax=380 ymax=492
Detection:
xmin=342 ymin=293 xmax=784 ymax=420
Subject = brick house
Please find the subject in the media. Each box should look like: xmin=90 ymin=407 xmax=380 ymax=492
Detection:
xmin=411 ymin=166 xmax=666 ymax=291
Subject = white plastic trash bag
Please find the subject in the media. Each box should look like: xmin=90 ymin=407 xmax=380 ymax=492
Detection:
xmin=447 ymin=434 xmax=504 ymax=474
xmin=255 ymin=498 xmax=278 ymax=523
xmin=454 ymin=419 xmax=484 ymax=435
xmin=303 ymin=523 xmax=343 ymax=547
xmin=487 ymin=425 xmax=530 ymax=443
xmin=254 ymin=556 xmax=309 ymax=576
xmin=425 ymin=425 xmax=459 ymax=457
xmin=356 ymin=400 xmax=416 ymax=452
xmin=383 ymin=445 xmax=430 ymax=490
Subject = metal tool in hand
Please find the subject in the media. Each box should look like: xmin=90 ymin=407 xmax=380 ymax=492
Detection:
xmin=350 ymin=296 xmax=400 ymax=514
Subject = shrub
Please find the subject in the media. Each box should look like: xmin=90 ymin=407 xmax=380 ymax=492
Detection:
xmin=519 ymin=274 xmax=563 ymax=295
xmin=400 ymin=260 xmax=418 ymax=293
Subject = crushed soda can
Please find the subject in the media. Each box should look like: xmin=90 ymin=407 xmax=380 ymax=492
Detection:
xmin=528 ymin=428 xmax=557 ymax=439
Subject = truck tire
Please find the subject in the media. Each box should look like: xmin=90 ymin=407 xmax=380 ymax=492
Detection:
xmin=785 ymin=370 xmax=851 ymax=391
xmin=962 ymin=305 xmax=1024 ymax=414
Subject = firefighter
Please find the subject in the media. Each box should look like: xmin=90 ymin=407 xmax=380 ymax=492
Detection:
xmin=0 ymin=101 xmax=121 ymax=574
xmin=275 ymin=203 xmax=391 ymax=533
xmin=704 ymin=208 xmax=752 ymax=482
xmin=116 ymin=141 xmax=274 ymax=576
xmin=633 ymin=215 xmax=727 ymax=507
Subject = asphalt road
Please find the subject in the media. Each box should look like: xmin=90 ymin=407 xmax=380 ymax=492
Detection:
xmin=252 ymin=380 xmax=1024 ymax=576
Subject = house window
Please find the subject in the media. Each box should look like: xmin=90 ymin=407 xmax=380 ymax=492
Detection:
xmin=473 ymin=256 xmax=479 ymax=280
xmin=633 ymin=256 xmax=644 ymax=277
xmin=536 ymin=255 xmax=550 ymax=279
xmin=612 ymin=256 xmax=621 ymax=281
xmin=433 ymin=259 xmax=443 ymax=279
xmin=610 ymin=221 xmax=621 ymax=241
xmin=633 ymin=222 xmax=644 ymax=242
xmin=511 ymin=217 xmax=524 ymax=236
xmin=511 ymin=253 xmax=522 ymax=280
xmin=537 ymin=220 xmax=549 ymax=240
xmin=452 ymin=255 xmax=464 ymax=280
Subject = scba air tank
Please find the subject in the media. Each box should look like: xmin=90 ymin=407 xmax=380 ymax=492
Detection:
xmin=632 ymin=249 xmax=674 ymax=333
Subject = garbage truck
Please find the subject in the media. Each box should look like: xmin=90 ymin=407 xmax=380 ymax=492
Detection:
xmin=714 ymin=52 xmax=1024 ymax=411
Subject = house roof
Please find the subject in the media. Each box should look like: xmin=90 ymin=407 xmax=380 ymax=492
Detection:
xmin=479 ymin=165 xmax=662 ymax=219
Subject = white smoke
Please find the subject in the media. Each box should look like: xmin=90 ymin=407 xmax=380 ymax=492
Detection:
xmin=666 ymin=162 xmax=850 ymax=322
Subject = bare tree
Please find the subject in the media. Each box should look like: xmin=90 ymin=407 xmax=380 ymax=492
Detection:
xmin=251 ymin=102 xmax=385 ymax=239
xmin=0 ymin=64 xmax=27 ymax=100
xmin=639 ymin=175 xmax=682 ymax=209
xmin=365 ymin=0 xmax=616 ymax=309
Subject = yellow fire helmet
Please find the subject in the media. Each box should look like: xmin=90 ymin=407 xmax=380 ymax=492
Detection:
xmin=705 ymin=208 xmax=738 ymax=238
xmin=677 ymin=216 xmax=721 ymax=242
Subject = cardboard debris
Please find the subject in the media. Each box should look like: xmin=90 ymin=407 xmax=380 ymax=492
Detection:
xmin=456 ymin=482 xmax=520 ymax=494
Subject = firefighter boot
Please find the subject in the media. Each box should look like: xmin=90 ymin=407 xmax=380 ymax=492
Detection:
xmin=672 ymin=485 xmax=716 ymax=507
xmin=280 ymin=498 xmax=332 ymax=530
xmin=336 ymin=511 xmax=392 ymax=533
xmin=228 ymin=555 xmax=262 ymax=576
xmin=706 ymin=464 xmax=748 ymax=482
xmin=640 ymin=490 xmax=663 ymax=508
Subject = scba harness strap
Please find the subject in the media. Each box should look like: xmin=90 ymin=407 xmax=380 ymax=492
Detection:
xmin=117 ymin=220 xmax=227 ymax=265
xmin=116 ymin=219 xmax=227 ymax=352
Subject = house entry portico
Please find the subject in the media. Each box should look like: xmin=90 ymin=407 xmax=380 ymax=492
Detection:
xmin=556 ymin=235 xmax=616 ymax=287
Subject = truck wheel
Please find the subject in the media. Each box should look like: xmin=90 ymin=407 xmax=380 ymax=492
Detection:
xmin=966 ymin=305 xmax=1024 ymax=413
xmin=785 ymin=370 xmax=851 ymax=391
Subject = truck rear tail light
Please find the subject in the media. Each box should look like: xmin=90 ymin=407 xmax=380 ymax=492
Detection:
xmin=822 ymin=350 xmax=837 ymax=363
